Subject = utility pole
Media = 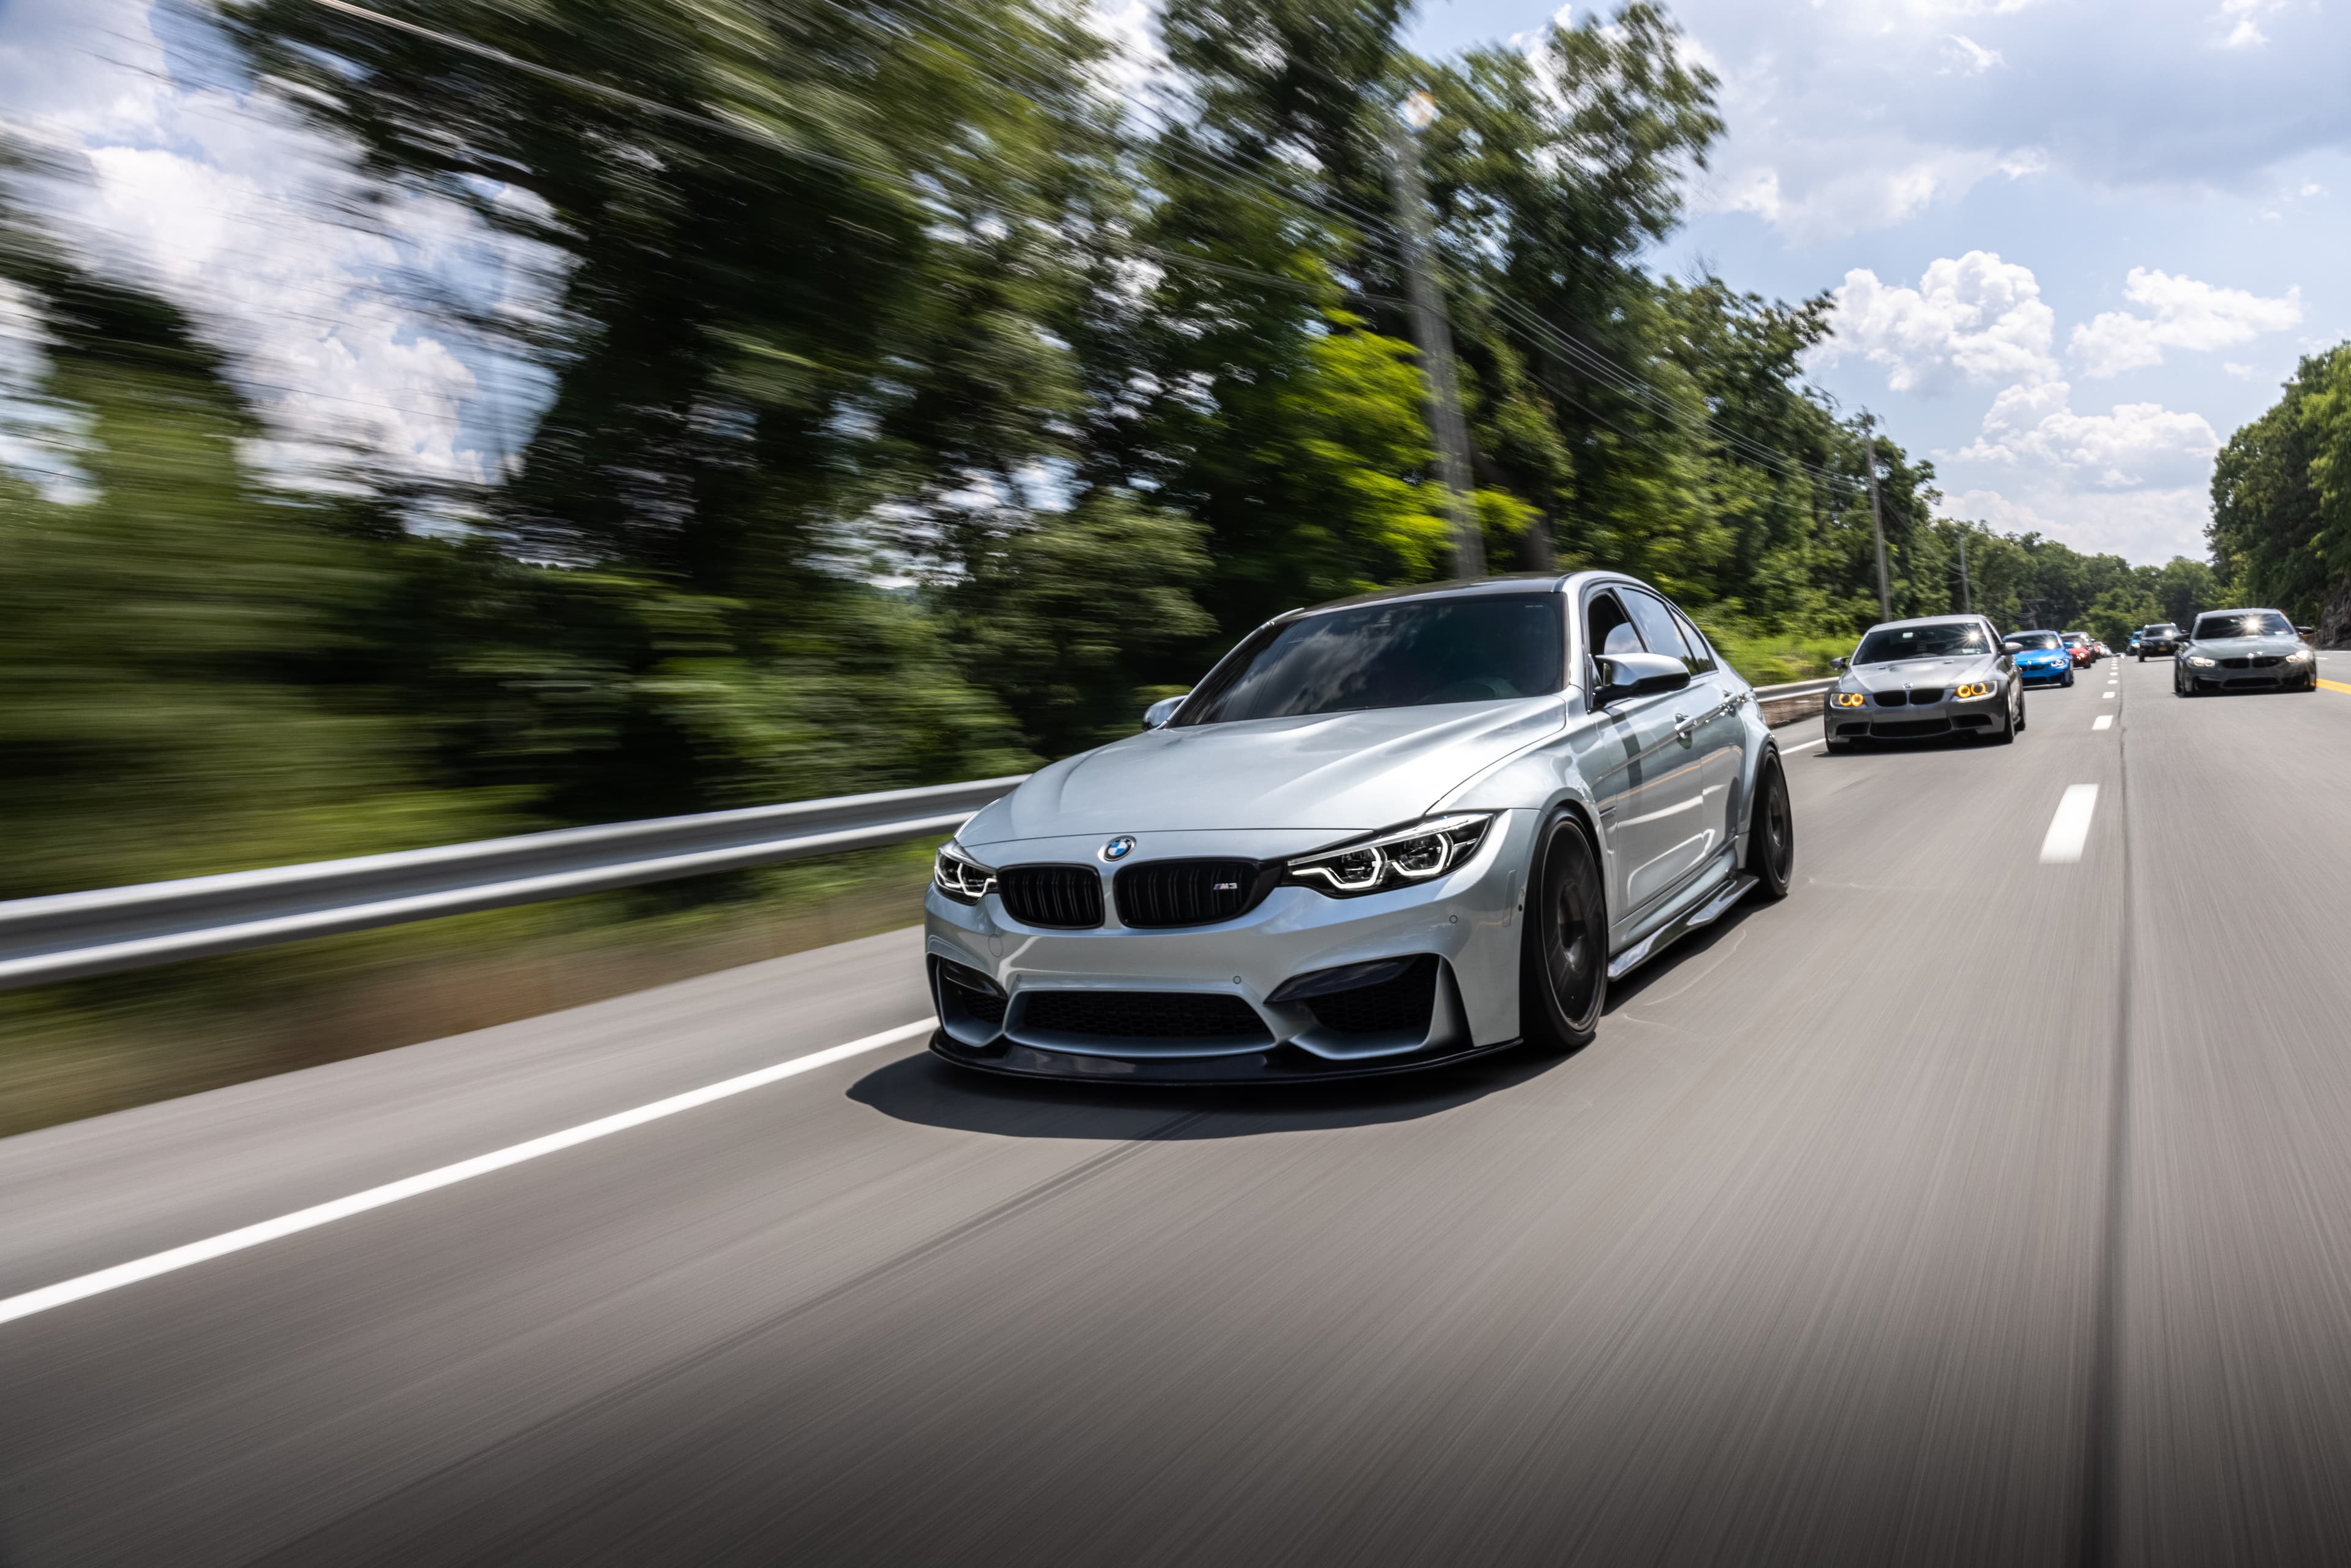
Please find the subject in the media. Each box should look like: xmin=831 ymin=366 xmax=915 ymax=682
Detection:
xmin=1383 ymin=97 xmax=1484 ymax=579
xmin=1861 ymin=412 xmax=1891 ymax=622
xmin=1957 ymin=530 xmax=1971 ymax=613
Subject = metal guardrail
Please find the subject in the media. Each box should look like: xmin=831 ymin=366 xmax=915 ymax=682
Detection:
xmin=0 ymin=777 xmax=1027 ymax=992
xmin=1752 ymin=677 xmax=1837 ymax=700
xmin=1 ymin=676 xmax=1847 ymax=992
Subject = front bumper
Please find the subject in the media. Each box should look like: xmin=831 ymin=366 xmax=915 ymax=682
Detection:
xmin=923 ymin=812 xmax=1534 ymax=1082
xmin=1824 ymin=686 xmax=2006 ymax=742
xmin=2181 ymin=660 xmax=2311 ymax=692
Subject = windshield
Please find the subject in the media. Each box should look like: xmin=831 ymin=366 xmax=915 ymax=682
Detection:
xmin=2008 ymin=632 xmax=2063 ymax=651
xmin=2145 ymin=625 xmax=2177 ymax=636
xmin=1853 ymin=623 xmax=1991 ymax=663
xmin=2063 ymin=633 xmax=2088 ymax=645
xmin=2192 ymin=611 xmax=2293 ymax=640
xmin=1179 ymin=594 xmax=1565 ymax=725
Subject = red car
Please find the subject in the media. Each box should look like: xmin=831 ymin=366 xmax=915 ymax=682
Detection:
xmin=2061 ymin=631 xmax=2096 ymax=667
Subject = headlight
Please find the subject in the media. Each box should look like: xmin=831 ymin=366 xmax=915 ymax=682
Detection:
xmin=1954 ymin=680 xmax=1993 ymax=699
xmin=1284 ymin=814 xmax=1493 ymax=897
xmin=933 ymin=842 xmax=996 ymax=903
xmin=2189 ymin=655 xmax=2216 ymax=667
xmin=1829 ymin=691 xmax=1867 ymax=708
xmin=2284 ymin=648 xmax=2312 ymax=663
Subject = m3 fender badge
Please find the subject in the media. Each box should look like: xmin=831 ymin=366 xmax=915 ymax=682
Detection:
xmin=1100 ymin=835 xmax=1136 ymax=862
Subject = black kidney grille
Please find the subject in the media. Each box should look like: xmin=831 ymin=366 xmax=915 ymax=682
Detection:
xmin=1875 ymin=689 xmax=1909 ymax=707
xmin=1019 ymin=991 xmax=1267 ymax=1040
xmin=1115 ymin=860 xmax=1269 ymax=928
xmin=1908 ymin=687 xmax=1944 ymax=703
xmin=1305 ymin=956 xmax=1438 ymax=1037
xmin=996 ymin=866 xmax=1103 ymax=929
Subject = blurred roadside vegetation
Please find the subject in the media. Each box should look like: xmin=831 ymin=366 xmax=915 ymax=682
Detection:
xmin=2211 ymin=345 xmax=2351 ymax=645
xmin=0 ymin=0 xmax=2257 ymax=1128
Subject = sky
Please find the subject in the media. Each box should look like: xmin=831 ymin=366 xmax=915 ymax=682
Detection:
xmin=1413 ymin=0 xmax=2351 ymax=565
xmin=3 ymin=0 xmax=2346 ymax=565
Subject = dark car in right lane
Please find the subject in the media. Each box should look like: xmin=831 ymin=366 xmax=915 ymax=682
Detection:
xmin=2138 ymin=623 xmax=2183 ymax=660
xmin=2173 ymin=608 xmax=2319 ymax=695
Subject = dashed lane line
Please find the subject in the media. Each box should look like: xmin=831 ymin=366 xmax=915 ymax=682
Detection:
xmin=2041 ymin=784 xmax=2100 ymax=865
xmin=2094 ymin=715 xmax=2113 ymax=731
xmin=0 ymin=1018 xmax=937 ymax=1329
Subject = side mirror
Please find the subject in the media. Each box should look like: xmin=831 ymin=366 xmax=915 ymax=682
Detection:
xmin=2002 ymin=641 xmax=2023 ymax=653
xmin=1142 ymin=692 xmax=1189 ymax=729
xmin=2298 ymin=625 xmax=2316 ymax=637
xmin=1594 ymin=652 xmax=1692 ymax=707
xmin=1830 ymin=656 xmax=1849 ymax=672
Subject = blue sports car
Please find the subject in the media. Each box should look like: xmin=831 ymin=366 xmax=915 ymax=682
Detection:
xmin=2004 ymin=630 xmax=2074 ymax=687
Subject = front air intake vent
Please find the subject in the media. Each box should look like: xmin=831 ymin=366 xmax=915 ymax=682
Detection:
xmin=1114 ymin=860 xmax=1274 ymax=928
xmin=1018 ymin=991 xmax=1269 ymax=1041
xmin=996 ymin=865 xmax=1104 ymax=929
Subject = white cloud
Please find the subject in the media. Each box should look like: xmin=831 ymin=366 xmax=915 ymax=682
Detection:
xmin=2068 ymin=267 xmax=2301 ymax=377
xmin=1955 ymin=379 xmax=2219 ymax=487
xmin=2223 ymin=361 xmax=2256 ymax=378
xmin=1815 ymin=251 xmax=2058 ymax=394
xmin=1 ymin=0 xmax=558 ymax=489
xmin=2218 ymin=0 xmax=2282 ymax=48
xmin=1943 ymin=484 xmax=2212 ymax=563
xmin=1942 ymin=34 xmax=2004 ymax=73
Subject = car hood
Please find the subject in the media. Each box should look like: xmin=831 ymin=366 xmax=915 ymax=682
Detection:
xmin=2188 ymin=635 xmax=2304 ymax=658
xmin=959 ymin=697 xmax=1566 ymax=845
xmin=1847 ymin=654 xmax=2002 ymax=692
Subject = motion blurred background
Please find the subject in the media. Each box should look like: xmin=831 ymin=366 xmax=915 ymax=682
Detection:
xmin=0 ymin=0 xmax=2341 ymax=1131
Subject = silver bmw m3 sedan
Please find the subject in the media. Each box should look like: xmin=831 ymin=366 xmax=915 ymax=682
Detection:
xmin=923 ymin=572 xmax=1796 ymax=1084
xmin=1821 ymin=615 xmax=2022 ymax=752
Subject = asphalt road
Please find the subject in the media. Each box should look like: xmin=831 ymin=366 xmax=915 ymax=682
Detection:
xmin=4 ymin=658 xmax=2350 ymax=1565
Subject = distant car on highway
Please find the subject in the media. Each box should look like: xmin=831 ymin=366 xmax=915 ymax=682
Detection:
xmin=2138 ymin=623 xmax=2183 ymax=660
xmin=924 ymin=573 xmax=1795 ymax=1082
xmin=2173 ymin=607 xmax=2319 ymax=696
xmin=2061 ymin=632 xmax=2096 ymax=667
xmin=2005 ymin=631 xmax=2075 ymax=688
xmin=2127 ymin=632 xmax=2141 ymax=655
xmin=2093 ymin=640 xmax=2112 ymax=659
xmin=1823 ymin=614 xmax=2021 ymax=752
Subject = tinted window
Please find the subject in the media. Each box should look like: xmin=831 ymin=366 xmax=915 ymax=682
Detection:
xmin=1622 ymin=591 xmax=1693 ymax=667
xmin=1586 ymin=591 xmax=1643 ymax=658
xmin=2007 ymin=631 xmax=2063 ymax=650
xmin=1856 ymin=622 xmax=1993 ymax=662
xmin=2192 ymin=611 xmax=2292 ymax=640
xmin=1180 ymin=595 xmax=1565 ymax=725
xmin=1670 ymin=607 xmax=1717 ymax=674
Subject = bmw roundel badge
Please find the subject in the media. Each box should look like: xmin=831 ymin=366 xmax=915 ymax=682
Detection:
xmin=1101 ymin=835 xmax=1136 ymax=863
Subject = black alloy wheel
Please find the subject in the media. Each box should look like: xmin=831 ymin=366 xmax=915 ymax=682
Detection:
xmin=1522 ymin=810 xmax=1607 ymax=1052
xmin=1746 ymin=751 xmax=1795 ymax=899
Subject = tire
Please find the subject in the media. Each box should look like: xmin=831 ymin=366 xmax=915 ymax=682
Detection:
xmin=1993 ymin=685 xmax=2019 ymax=743
xmin=1521 ymin=810 xmax=1606 ymax=1052
xmin=2062 ymin=670 xmax=2074 ymax=688
xmin=1745 ymin=751 xmax=1795 ymax=899
xmin=2016 ymin=690 xmax=2028 ymax=732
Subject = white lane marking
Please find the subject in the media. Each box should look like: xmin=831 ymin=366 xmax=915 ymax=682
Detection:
xmin=2040 ymin=784 xmax=2099 ymax=865
xmin=1780 ymin=734 xmax=1826 ymax=751
xmin=2093 ymin=715 xmax=2113 ymax=731
xmin=2102 ymin=691 xmax=2116 ymax=699
xmin=0 ymin=1019 xmax=935 ymax=1329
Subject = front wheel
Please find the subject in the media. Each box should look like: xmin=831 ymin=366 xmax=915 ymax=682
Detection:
xmin=1994 ymin=685 xmax=2019 ymax=743
xmin=1745 ymin=751 xmax=1795 ymax=899
xmin=2062 ymin=670 xmax=2075 ymax=688
xmin=1521 ymin=810 xmax=1607 ymax=1053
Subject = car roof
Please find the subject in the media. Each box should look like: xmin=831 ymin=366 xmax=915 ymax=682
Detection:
xmin=1858 ymin=613 xmax=1988 ymax=632
xmin=1285 ymin=569 xmax=1667 ymax=620
xmin=2194 ymin=606 xmax=2278 ymax=618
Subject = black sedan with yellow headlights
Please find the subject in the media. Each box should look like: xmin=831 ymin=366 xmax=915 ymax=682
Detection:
xmin=1822 ymin=614 xmax=2023 ymax=753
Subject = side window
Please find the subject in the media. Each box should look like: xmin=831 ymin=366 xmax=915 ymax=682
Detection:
xmin=1668 ymin=606 xmax=1717 ymax=674
xmin=1586 ymin=591 xmax=1643 ymax=659
xmin=1622 ymin=590 xmax=1694 ymax=670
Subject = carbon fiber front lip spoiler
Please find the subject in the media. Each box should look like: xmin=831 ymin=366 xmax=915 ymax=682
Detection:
xmin=928 ymin=1030 xmax=1526 ymax=1086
